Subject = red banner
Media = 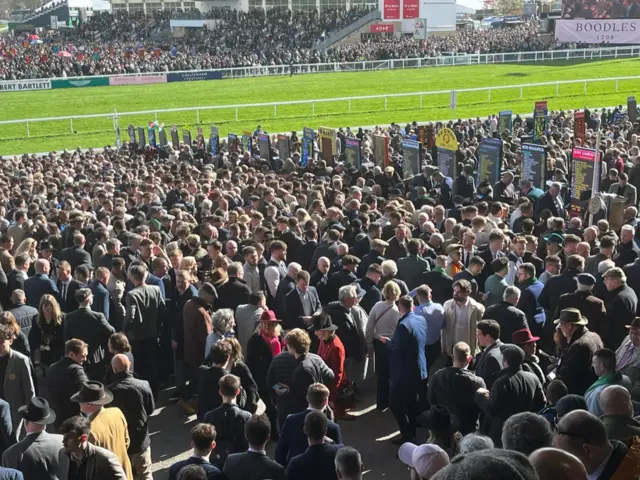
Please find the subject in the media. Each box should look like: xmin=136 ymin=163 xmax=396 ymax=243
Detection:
xmin=383 ymin=0 xmax=400 ymax=20
xmin=403 ymin=0 xmax=419 ymax=19
xmin=370 ymin=24 xmax=395 ymax=33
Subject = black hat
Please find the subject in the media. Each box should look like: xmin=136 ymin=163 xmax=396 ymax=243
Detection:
xmin=417 ymin=405 xmax=459 ymax=433
xmin=39 ymin=239 xmax=53 ymax=251
xmin=577 ymin=273 xmax=596 ymax=286
xmin=18 ymin=397 xmax=56 ymax=425
xmin=555 ymin=394 xmax=588 ymax=418
xmin=70 ymin=381 xmax=114 ymax=405
xmin=308 ymin=314 xmax=338 ymax=332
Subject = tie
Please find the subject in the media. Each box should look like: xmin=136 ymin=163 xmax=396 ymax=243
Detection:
xmin=61 ymin=283 xmax=67 ymax=302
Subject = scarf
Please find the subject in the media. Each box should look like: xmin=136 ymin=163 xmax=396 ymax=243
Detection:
xmin=585 ymin=371 xmax=623 ymax=396
xmin=519 ymin=277 xmax=538 ymax=287
xmin=433 ymin=267 xmax=445 ymax=273
xmin=449 ymin=261 xmax=463 ymax=277
xmin=261 ymin=331 xmax=282 ymax=358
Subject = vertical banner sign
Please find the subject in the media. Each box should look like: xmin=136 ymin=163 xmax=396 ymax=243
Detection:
xmin=277 ymin=134 xmax=290 ymax=160
xmin=302 ymin=127 xmax=314 ymax=167
xmin=373 ymin=135 xmax=389 ymax=168
xmin=159 ymin=130 xmax=167 ymax=147
xmin=533 ymin=101 xmax=548 ymax=143
xmin=498 ymin=110 xmax=513 ymax=135
xmin=210 ymin=126 xmax=219 ymax=155
xmin=402 ymin=139 xmax=421 ymax=179
xmin=435 ymin=127 xmax=459 ymax=179
xmin=242 ymin=130 xmax=252 ymax=153
xmin=127 ymin=125 xmax=136 ymax=144
xmin=170 ymin=126 xmax=179 ymax=147
xmin=477 ymin=138 xmax=502 ymax=186
xmin=344 ymin=138 xmax=362 ymax=168
xmin=570 ymin=147 xmax=599 ymax=218
xmin=574 ymin=111 xmax=586 ymax=145
xmin=137 ymin=127 xmax=146 ymax=147
xmin=628 ymin=96 xmax=637 ymax=122
xmin=148 ymin=127 xmax=156 ymax=147
xmin=403 ymin=0 xmax=419 ymax=19
xmin=413 ymin=19 xmax=427 ymax=40
xmin=183 ymin=129 xmax=192 ymax=148
xmin=197 ymin=127 xmax=205 ymax=150
xmin=318 ymin=127 xmax=337 ymax=164
xmin=228 ymin=133 xmax=238 ymax=152
xmin=522 ymin=143 xmax=546 ymax=190
xmin=258 ymin=134 xmax=270 ymax=160
xmin=383 ymin=0 xmax=400 ymax=20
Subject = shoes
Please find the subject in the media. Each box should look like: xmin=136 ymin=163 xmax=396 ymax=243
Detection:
xmin=178 ymin=399 xmax=196 ymax=416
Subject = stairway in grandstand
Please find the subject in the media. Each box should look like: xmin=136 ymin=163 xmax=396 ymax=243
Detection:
xmin=314 ymin=9 xmax=382 ymax=50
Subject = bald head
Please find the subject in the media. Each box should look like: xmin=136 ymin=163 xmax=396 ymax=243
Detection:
xmin=111 ymin=353 xmax=131 ymax=373
xmin=600 ymin=385 xmax=633 ymax=417
xmin=35 ymin=258 xmax=50 ymax=274
xmin=529 ymin=448 xmax=588 ymax=480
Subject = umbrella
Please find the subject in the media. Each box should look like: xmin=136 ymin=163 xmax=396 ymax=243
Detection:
xmin=57 ymin=51 xmax=72 ymax=58
xmin=30 ymin=39 xmax=43 ymax=45
xmin=29 ymin=34 xmax=39 ymax=41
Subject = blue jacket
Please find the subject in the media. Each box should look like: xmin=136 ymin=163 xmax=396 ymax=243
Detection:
xmin=285 ymin=443 xmax=342 ymax=480
xmin=275 ymin=409 xmax=342 ymax=467
xmin=168 ymin=456 xmax=223 ymax=480
xmin=23 ymin=274 xmax=59 ymax=308
xmin=387 ymin=312 xmax=428 ymax=386
xmin=90 ymin=279 xmax=110 ymax=322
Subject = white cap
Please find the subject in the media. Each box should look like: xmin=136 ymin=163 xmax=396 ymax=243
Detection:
xmin=398 ymin=442 xmax=450 ymax=479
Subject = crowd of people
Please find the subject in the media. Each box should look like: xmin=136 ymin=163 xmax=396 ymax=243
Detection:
xmin=0 ymin=93 xmax=638 ymax=479
xmin=561 ymin=0 xmax=640 ymax=19
xmin=0 ymin=8 xmax=590 ymax=80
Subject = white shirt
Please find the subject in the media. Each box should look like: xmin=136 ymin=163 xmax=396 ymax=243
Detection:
xmin=264 ymin=265 xmax=282 ymax=297
xmin=588 ymin=446 xmax=613 ymax=480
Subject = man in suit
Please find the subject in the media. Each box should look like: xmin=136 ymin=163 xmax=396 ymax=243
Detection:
xmin=1 ymin=397 xmax=63 ymax=479
xmin=4 ymin=254 xmax=30 ymax=310
xmin=60 ymin=233 xmax=93 ymax=272
xmin=90 ymin=267 xmax=111 ymax=322
xmin=216 ymin=262 xmax=251 ymax=311
xmin=534 ymin=182 xmax=566 ymax=219
xmin=356 ymin=239 xmax=387 ymax=278
xmin=274 ymin=263 xmax=301 ymax=320
xmin=603 ymin=267 xmax=638 ymax=351
xmin=473 ymin=320 xmax=504 ymax=390
xmin=223 ymin=414 xmax=285 ymax=480
xmin=71 ymin=381 xmax=133 ymax=479
xmin=285 ymin=411 xmax=342 ymax=480
xmin=355 ymin=264 xmax=382 ymax=315
xmin=283 ymin=270 xmax=322 ymax=331
xmin=7 ymin=291 xmax=37 ymax=338
xmin=327 ymin=256 xmax=359 ymax=303
xmin=478 ymin=231 xmax=505 ymax=292
xmin=275 ymin=383 xmax=342 ymax=467
xmin=555 ymin=273 xmax=607 ymax=343
xmin=124 ymin=264 xmax=166 ymax=394
xmin=442 ymin=279 xmax=486 ymax=357
xmin=484 ymin=286 xmax=529 ymax=345
xmin=397 ymin=239 xmax=430 ymax=291
xmin=64 ymin=288 xmax=115 ymax=380
xmin=386 ymin=225 xmax=409 ymax=263
xmin=45 ymin=339 xmax=89 ymax=431
xmin=609 ymin=172 xmax=638 ymax=206
xmin=414 ymin=255 xmax=453 ymax=305
xmin=310 ymin=230 xmax=341 ymax=271
xmin=584 ymin=236 xmax=616 ymax=276
xmin=57 ymin=260 xmax=83 ymax=313
xmin=352 ymin=222 xmax=381 ymax=259
xmin=379 ymin=296 xmax=427 ymax=444
xmin=107 ymin=354 xmax=155 ymax=480
xmin=295 ymin=230 xmax=319 ymax=274
xmin=23 ymin=259 xmax=59 ymax=308
xmin=168 ymin=423 xmax=223 ymax=480
xmin=58 ymin=415 xmax=127 ymax=479
xmin=0 ymin=324 xmax=35 ymax=434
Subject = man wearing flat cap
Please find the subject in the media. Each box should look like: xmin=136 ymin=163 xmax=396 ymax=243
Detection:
xmin=554 ymin=308 xmax=604 ymax=395
xmin=1 ymin=397 xmax=63 ymax=479
xmin=554 ymin=273 xmax=607 ymax=341
xmin=616 ymin=318 xmax=640 ymax=401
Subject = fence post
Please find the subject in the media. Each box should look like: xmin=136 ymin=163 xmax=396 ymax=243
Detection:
xmin=274 ymin=105 xmax=277 ymax=118
xmin=584 ymin=81 xmax=587 ymax=95
xmin=384 ymin=96 xmax=387 ymax=111
xmin=520 ymin=87 xmax=523 ymax=100
xmin=26 ymin=121 xmax=30 ymax=138
xmin=235 ymin=108 xmax=238 ymax=121
xmin=348 ymin=100 xmax=351 ymax=112
xmin=70 ymin=118 xmax=74 ymax=134
xmin=312 ymin=102 xmax=315 ymax=116
xmin=556 ymin=83 xmax=559 ymax=96
xmin=616 ymin=79 xmax=619 ymax=92
xmin=488 ymin=88 xmax=491 ymax=102
xmin=420 ymin=95 xmax=423 ymax=109
xmin=196 ymin=109 xmax=200 ymax=124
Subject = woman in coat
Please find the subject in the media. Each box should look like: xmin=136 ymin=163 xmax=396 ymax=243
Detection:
xmin=227 ymin=337 xmax=259 ymax=414
xmin=246 ymin=310 xmax=283 ymax=434
xmin=29 ymin=294 xmax=65 ymax=369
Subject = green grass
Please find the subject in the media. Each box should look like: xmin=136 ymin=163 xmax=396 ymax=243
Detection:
xmin=1 ymin=57 xmax=640 ymax=154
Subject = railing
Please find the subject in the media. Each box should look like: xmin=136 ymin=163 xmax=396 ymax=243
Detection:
xmin=1 ymin=75 xmax=639 ymax=140
xmin=314 ymin=9 xmax=382 ymax=50
xmin=4 ymin=46 xmax=640 ymax=84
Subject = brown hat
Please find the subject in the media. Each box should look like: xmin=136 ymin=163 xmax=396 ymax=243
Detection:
xmin=70 ymin=381 xmax=114 ymax=405
xmin=626 ymin=317 xmax=640 ymax=329
xmin=342 ymin=255 xmax=361 ymax=266
xmin=554 ymin=308 xmax=588 ymax=326
xmin=209 ymin=268 xmax=228 ymax=287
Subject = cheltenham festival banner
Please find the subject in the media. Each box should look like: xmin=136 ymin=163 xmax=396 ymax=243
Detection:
xmin=555 ymin=19 xmax=640 ymax=44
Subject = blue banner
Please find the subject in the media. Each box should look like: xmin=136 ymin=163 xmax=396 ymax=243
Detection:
xmin=302 ymin=127 xmax=314 ymax=167
xmin=166 ymin=71 xmax=223 ymax=83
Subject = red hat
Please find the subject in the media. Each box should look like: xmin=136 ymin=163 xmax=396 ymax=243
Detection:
xmin=512 ymin=329 xmax=540 ymax=345
xmin=260 ymin=310 xmax=281 ymax=323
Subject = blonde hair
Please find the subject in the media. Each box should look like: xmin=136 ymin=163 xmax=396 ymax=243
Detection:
xmin=180 ymin=256 xmax=198 ymax=282
xmin=382 ymin=281 xmax=401 ymax=302
xmin=38 ymin=294 xmax=63 ymax=326
xmin=14 ymin=238 xmax=37 ymax=260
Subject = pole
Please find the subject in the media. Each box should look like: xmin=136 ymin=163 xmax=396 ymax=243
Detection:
xmin=588 ymin=120 xmax=602 ymax=227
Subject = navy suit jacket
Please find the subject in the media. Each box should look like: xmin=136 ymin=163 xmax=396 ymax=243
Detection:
xmin=275 ymin=409 xmax=342 ymax=466
xmin=23 ymin=274 xmax=59 ymax=308
xmin=282 ymin=287 xmax=321 ymax=331
xmin=89 ymin=279 xmax=110 ymax=321
xmin=387 ymin=312 xmax=428 ymax=388
xmin=124 ymin=273 xmax=166 ymax=300
xmin=168 ymin=456 xmax=223 ymax=480
xmin=285 ymin=443 xmax=342 ymax=480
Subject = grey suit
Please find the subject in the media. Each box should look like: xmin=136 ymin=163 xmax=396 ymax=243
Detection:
xmin=3 ymin=350 xmax=35 ymax=433
xmin=1 ymin=431 xmax=63 ymax=480
xmin=58 ymin=442 xmax=126 ymax=480
xmin=609 ymin=182 xmax=638 ymax=206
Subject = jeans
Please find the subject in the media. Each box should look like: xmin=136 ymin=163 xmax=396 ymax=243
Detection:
xmin=373 ymin=339 xmax=390 ymax=409
xmin=390 ymin=383 xmax=419 ymax=442
xmin=130 ymin=447 xmax=153 ymax=480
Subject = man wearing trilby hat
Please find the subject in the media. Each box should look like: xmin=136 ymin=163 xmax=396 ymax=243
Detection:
xmin=615 ymin=317 xmax=640 ymax=401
